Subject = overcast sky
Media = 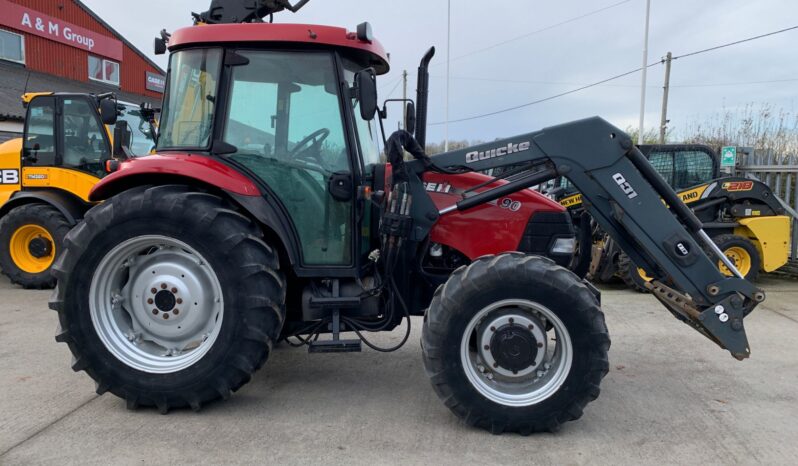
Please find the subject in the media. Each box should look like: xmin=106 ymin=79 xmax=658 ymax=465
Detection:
xmin=83 ymin=0 xmax=798 ymax=144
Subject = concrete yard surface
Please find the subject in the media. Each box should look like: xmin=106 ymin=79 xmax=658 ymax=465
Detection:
xmin=0 ymin=276 xmax=796 ymax=465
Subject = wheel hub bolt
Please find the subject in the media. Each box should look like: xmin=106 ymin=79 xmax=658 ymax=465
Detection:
xmin=493 ymin=362 xmax=498 ymax=368
xmin=490 ymin=326 xmax=496 ymax=332
xmin=483 ymin=345 xmax=490 ymax=350
xmin=163 ymin=314 xmax=169 ymax=320
xmin=151 ymin=288 xmax=157 ymax=294
xmin=152 ymin=309 xmax=158 ymax=315
xmin=508 ymin=318 xmax=515 ymax=324
xmin=171 ymin=287 xmax=178 ymax=293
xmin=177 ymin=298 xmax=183 ymax=305
xmin=174 ymin=309 xmax=180 ymax=315
xmin=161 ymin=283 xmax=167 ymax=289
xmin=528 ymin=324 xmax=534 ymax=330
xmin=537 ymin=342 xmax=543 ymax=348
xmin=147 ymin=298 xmax=154 ymax=305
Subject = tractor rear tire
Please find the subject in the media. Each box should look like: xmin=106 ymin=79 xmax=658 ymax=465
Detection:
xmin=50 ymin=186 xmax=285 ymax=413
xmin=617 ymin=252 xmax=651 ymax=294
xmin=712 ymin=234 xmax=761 ymax=282
xmin=0 ymin=203 xmax=71 ymax=289
xmin=422 ymin=253 xmax=610 ymax=434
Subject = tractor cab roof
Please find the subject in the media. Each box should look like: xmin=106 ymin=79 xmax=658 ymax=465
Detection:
xmin=169 ymin=23 xmax=390 ymax=74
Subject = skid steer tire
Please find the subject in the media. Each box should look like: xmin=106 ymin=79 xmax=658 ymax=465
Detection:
xmin=617 ymin=253 xmax=651 ymax=294
xmin=50 ymin=186 xmax=285 ymax=413
xmin=0 ymin=204 xmax=71 ymax=289
xmin=711 ymin=234 xmax=760 ymax=282
xmin=422 ymin=253 xmax=610 ymax=435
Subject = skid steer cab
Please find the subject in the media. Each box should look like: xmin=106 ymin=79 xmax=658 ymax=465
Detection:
xmin=550 ymin=144 xmax=792 ymax=292
xmin=0 ymin=92 xmax=156 ymax=288
xmin=51 ymin=0 xmax=764 ymax=435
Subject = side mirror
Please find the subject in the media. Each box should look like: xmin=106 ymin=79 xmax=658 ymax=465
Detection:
xmin=354 ymin=68 xmax=378 ymax=121
xmin=154 ymin=37 xmax=167 ymax=55
xmin=405 ymin=102 xmax=417 ymax=135
xmin=154 ymin=29 xmax=170 ymax=55
xmin=113 ymin=120 xmax=133 ymax=159
xmin=99 ymin=98 xmax=118 ymax=126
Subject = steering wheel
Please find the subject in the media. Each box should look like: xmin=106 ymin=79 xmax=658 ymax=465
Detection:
xmin=289 ymin=128 xmax=330 ymax=165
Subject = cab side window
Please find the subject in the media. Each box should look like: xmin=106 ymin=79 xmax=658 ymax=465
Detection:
xmin=62 ymin=98 xmax=110 ymax=173
xmin=24 ymin=97 xmax=56 ymax=165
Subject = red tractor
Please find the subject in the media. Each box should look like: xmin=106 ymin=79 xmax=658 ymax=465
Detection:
xmin=51 ymin=0 xmax=763 ymax=434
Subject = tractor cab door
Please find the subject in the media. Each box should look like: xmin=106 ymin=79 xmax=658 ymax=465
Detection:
xmin=219 ymin=50 xmax=355 ymax=267
xmin=23 ymin=95 xmax=111 ymax=178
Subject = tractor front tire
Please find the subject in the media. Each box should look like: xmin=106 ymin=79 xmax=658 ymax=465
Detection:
xmin=0 ymin=204 xmax=71 ymax=289
xmin=50 ymin=186 xmax=285 ymax=413
xmin=422 ymin=253 xmax=610 ymax=434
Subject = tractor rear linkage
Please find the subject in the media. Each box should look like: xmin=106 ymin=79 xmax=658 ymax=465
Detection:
xmin=387 ymin=119 xmax=763 ymax=360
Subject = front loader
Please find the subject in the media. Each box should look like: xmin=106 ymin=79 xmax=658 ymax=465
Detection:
xmin=553 ymin=144 xmax=792 ymax=291
xmin=51 ymin=0 xmax=764 ymax=434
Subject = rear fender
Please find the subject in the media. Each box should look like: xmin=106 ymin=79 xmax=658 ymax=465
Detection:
xmin=88 ymin=153 xmax=301 ymax=268
xmin=89 ymin=154 xmax=261 ymax=201
xmin=422 ymin=171 xmax=567 ymax=259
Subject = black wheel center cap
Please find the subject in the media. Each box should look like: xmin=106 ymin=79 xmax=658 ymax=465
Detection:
xmin=28 ymin=237 xmax=53 ymax=259
xmin=154 ymin=290 xmax=176 ymax=312
xmin=490 ymin=325 xmax=538 ymax=372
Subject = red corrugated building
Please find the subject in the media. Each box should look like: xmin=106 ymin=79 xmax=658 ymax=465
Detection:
xmin=0 ymin=0 xmax=165 ymax=141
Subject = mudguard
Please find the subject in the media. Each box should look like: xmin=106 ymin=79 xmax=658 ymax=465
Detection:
xmin=89 ymin=153 xmax=261 ymax=201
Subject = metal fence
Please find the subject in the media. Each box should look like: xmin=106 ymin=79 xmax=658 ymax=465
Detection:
xmin=735 ymin=149 xmax=798 ymax=265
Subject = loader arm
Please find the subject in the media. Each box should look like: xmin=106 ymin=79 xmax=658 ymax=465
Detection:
xmin=404 ymin=117 xmax=764 ymax=360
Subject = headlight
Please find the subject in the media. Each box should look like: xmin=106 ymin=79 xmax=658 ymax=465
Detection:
xmin=550 ymin=237 xmax=576 ymax=255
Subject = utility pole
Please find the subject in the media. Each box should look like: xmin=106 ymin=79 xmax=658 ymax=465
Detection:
xmin=445 ymin=0 xmax=451 ymax=152
xmin=659 ymin=52 xmax=672 ymax=144
xmin=637 ymin=0 xmax=651 ymax=144
xmin=402 ymin=69 xmax=408 ymax=129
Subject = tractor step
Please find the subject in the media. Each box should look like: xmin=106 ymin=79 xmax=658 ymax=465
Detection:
xmin=308 ymin=339 xmax=362 ymax=353
xmin=307 ymin=292 xmax=362 ymax=354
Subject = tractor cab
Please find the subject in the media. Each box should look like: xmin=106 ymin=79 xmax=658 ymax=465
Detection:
xmin=155 ymin=23 xmax=389 ymax=268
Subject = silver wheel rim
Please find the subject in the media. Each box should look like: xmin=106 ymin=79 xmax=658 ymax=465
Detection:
xmin=89 ymin=235 xmax=224 ymax=374
xmin=460 ymin=299 xmax=573 ymax=407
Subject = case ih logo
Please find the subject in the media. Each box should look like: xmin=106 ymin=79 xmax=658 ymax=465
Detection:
xmin=722 ymin=181 xmax=754 ymax=192
xmin=423 ymin=182 xmax=452 ymax=194
xmin=465 ymin=141 xmax=531 ymax=164
xmin=0 ymin=170 xmax=19 ymax=184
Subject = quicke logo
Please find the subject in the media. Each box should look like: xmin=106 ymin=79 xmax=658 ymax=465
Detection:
xmin=465 ymin=141 xmax=531 ymax=164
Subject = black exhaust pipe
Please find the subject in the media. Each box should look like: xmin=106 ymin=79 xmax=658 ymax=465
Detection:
xmin=415 ymin=47 xmax=435 ymax=150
